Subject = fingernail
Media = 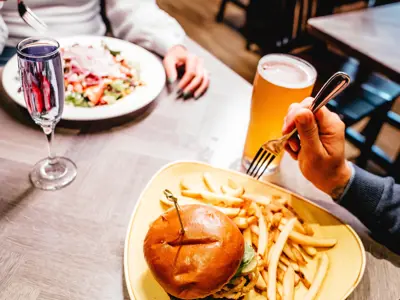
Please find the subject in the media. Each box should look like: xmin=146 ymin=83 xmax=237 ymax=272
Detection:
xmin=183 ymin=91 xmax=192 ymax=99
xmin=289 ymin=140 xmax=299 ymax=152
xmin=282 ymin=119 xmax=287 ymax=132
xmin=296 ymin=113 xmax=309 ymax=125
xmin=167 ymin=77 xmax=176 ymax=84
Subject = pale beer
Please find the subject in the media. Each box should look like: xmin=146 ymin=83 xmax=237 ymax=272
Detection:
xmin=243 ymin=54 xmax=317 ymax=173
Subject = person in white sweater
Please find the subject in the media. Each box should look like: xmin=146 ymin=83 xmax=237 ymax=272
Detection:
xmin=0 ymin=0 xmax=209 ymax=99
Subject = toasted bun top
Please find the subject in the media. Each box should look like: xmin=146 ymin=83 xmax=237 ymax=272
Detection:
xmin=143 ymin=204 xmax=244 ymax=299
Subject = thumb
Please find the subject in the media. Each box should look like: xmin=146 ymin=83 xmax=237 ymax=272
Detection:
xmin=163 ymin=54 xmax=178 ymax=84
xmin=294 ymin=108 xmax=324 ymax=152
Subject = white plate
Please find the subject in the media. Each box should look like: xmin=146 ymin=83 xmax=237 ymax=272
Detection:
xmin=2 ymin=36 xmax=166 ymax=121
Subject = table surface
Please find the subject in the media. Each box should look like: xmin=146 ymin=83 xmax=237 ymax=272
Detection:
xmin=0 ymin=38 xmax=399 ymax=300
xmin=308 ymin=3 xmax=400 ymax=83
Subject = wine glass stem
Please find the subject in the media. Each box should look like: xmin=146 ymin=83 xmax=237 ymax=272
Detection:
xmin=43 ymin=126 xmax=55 ymax=163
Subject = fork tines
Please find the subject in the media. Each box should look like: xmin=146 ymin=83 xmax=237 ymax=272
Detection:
xmin=246 ymin=148 xmax=276 ymax=179
xmin=18 ymin=1 xmax=48 ymax=33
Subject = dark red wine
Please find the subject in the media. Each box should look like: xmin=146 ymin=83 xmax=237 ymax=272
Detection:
xmin=18 ymin=44 xmax=64 ymax=127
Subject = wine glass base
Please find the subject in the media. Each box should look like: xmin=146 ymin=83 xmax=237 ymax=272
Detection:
xmin=30 ymin=157 xmax=77 ymax=191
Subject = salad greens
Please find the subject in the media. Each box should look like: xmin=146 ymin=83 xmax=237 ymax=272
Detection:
xmin=63 ymin=43 xmax=143 ymax=108
xmin=232 ymin=243 xmax=256 ymax=279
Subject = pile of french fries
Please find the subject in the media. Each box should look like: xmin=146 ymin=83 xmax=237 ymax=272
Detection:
xmin=160 ymin=172 xmax=337 ymax=300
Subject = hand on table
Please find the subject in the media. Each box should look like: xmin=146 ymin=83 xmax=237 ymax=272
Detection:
xmin=282 ymin=97 xmax=352 ymax=200
xmin=163 ymin=45 xmax=209 ymax=99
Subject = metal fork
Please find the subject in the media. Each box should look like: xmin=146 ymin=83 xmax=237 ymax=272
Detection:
xmin=246 ymin=71 xmax=351 ymax=179
xmin=18 ymin=0 xmax=48 ymax=33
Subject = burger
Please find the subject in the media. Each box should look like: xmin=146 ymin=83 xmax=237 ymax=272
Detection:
xmin=143 ymin=204 xmax=259 ymax=299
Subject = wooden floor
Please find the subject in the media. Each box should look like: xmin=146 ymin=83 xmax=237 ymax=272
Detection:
xmin=157 ymin=0 xmax=399 ymax=175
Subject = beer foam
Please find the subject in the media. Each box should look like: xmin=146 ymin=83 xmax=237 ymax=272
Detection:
xmin=258 ymin=54 xmax=316 ymax=89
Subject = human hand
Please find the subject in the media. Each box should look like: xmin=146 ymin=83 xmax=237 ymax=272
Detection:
xmin=282 ymin=97 xmax=352 ymax=199
xmin=163 ymin=45 xmax=209 ymax=99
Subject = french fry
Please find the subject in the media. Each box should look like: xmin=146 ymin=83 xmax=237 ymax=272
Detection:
xmin=201 ymin=191 xmax=244 ymax=206
xmin=247 ymin=204 xmax=256 ymax=216
xmin=161 ymin=197 xmax=241 ymax=217
xmin=183 ymin=190 xmax=244 ymax=206
xmin=250 ymin=224 xmax=260 ymax=236
xmin=278 ymin=261 xmax=288 ymax=272
xmin=279 ymin=255 xmax=300 ymax=272
xmin=268 ymin=228 xmax=275 ymax=249
xmin=277 ymin=282 xmax=283 ymax=300
xmin=272 ymin=213 xmax=283 ymax=228
xmin=217 ymin=207 xmax=241 ymax=217
xmin=277 ymin=267 xmax=285 ymax=283
xmin=261 ymin=270 xmax=269 ymax=288
xmin=243 ymin=194 xmax=272 ymax=206
xmin=289 ymin=243 xmax=307 ymax=266
xmin=281 ymin=218 xmax=307 ymax=235
xmin=233 ymin=217 xmax=249 ymax=229
xmin=283 ymin=228 xmax=337 ymax=248
xmin=222 ymin=178 xmax=245 ymax=197
xmin=238 ymin=209 xmax=247 ymax=217
xmin=267 ymin=244 xmax=275 ymax=266
xmin=227 ymin=178 xmax=239 ymax=189
xmin=267 ymin=203 xmax=282 ymax=213
xmin=245 ymin=289 xmax=268 ymax=300
xmin=254 ymin=204 xmax=268 ymax=258
xmin=294 ymin=273 xmax=300 ymax=286
xmin=268 ymin=218 xmax=297 ymax=300
xmin=303 ymin=223 xmax=314 ymax=236
xmin=256 ymin=271 xmax=268 ymax=291
xmin=303 ymin=253 xmax=329 ymax=300
xmin=243 ymin=227 xmax=252 ymax=245
xmin=282 ymin=243 xmax=297 ymax=263
xmin=248 ymin=216 xmax=258 ymax=225
xmin=274 ymin=196 xmax=289 ymax=206
xmin=221 ymin=185 xmax=245 ymax=198
xmin=283 ymin=266 xmax=295 ymax=300
xmin=280 ymin=206 xmax=296 ymax=219
xmin=179 ymin=177 xmax=194 ymax=190
xmin=252 ymin=233 xmax=259 ymax=249
xmin=181 ymin=190 xmax=202 ymax=198
xmin=301 ymin=245 xmax=317 ymax=257
xmin=203 ymin=172 xmax=220 ymax=193
xmin=297 ymin=270 xmax=311 ymax=289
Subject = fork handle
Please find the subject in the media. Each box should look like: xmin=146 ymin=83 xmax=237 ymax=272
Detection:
xmin=286 ymin=71 xmax=351 ymax=140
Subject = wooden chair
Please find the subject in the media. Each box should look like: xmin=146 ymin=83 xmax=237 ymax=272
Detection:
xmin=326 ymin=62 xmax=400 ymax=180
xmin=216 ymin=0 xmax=249 ymax=23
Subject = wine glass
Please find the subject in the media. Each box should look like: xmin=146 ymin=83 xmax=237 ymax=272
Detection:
xmin=17 ymin=37 xmax=77 ymax=190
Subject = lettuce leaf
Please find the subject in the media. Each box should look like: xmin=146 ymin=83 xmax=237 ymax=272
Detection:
xmin=232 ymin=243 xmax=256 ymax=279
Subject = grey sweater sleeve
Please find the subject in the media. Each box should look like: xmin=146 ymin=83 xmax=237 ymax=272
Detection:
xmin=339 ymin=165 xmax=400 ymax=254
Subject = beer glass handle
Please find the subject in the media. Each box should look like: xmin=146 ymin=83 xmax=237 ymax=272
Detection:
xmin=287 ymin=71 xmax=351 ymax=140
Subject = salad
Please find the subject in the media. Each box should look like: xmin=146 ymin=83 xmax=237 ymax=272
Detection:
xmin=62 ymin=43 xmax=143 ymax=107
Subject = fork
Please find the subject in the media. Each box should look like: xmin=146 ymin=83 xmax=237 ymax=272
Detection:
xmin=18 ymin=0 xmax=48 ymax=33
xmin=246 ymin=71 xmax=351 ymax=179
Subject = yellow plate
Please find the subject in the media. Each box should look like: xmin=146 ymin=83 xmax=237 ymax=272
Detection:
xmin=124 ymin=161 xmax=366 ymax=300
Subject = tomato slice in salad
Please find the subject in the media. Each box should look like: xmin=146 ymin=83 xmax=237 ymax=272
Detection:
xmin=31 ymin=82 xmax=44 ymax=113
xmin=41 ymin=76 xmax=52 ymax=111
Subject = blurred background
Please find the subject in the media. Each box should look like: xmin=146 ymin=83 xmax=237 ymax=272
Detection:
xmin=158 ymin=0 xmax=400 ymax=181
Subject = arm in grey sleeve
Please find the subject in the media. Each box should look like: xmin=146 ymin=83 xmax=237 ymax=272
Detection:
xmin=339 ymin=164 xmax=400 ymax=254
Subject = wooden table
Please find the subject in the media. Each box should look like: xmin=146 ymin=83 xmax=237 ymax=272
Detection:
xmin=0 ymin=39 xmax=399 ymax=300
xmin=308 ymin=3 xmax=400 ymax=83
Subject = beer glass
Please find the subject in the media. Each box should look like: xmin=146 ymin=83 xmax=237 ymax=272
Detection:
xmin=242 ymin=54 xmax=317 ymax=173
